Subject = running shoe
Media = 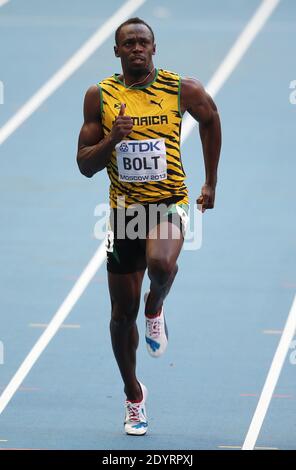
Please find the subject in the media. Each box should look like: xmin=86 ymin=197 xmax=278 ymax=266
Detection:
xmin=124 ymin=382 xmax=148 ymax=436
xmin=144 ymin=292 xmax=168 ymax=358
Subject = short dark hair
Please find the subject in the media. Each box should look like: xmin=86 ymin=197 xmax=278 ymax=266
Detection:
xmin=115 ymin=17 xmax=155 ymax=46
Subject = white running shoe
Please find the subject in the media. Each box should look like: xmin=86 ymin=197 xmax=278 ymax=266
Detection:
xmin=144 ymin=292 xmax=168 ymax=358
xmin=124 ymin=382 xmax=148 ymax=436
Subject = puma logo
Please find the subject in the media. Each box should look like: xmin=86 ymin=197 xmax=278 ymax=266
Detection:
xmin=150 ymin=99 xmax=163 ymax=109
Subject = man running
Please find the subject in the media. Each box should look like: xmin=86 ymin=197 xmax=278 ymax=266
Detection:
xmin=77 ymin=17 xmax=221 ymax=436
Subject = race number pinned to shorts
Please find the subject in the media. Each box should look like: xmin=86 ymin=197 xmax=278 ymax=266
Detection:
xmin=176 ymin=204 xmax=189 ymax=236
xmin=116 ymin=138 xmax=167 ymax=183
xmin=105 ymin=229 xmax=114 ymax=252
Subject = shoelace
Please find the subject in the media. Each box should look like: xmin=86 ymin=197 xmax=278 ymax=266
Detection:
xmin=126 ymin=401 xmax=142 ymax=422
xmin=146 ymin=316 xmax=161 ymax=338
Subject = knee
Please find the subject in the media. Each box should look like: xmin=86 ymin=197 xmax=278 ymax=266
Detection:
xmin=148 ymin=257 xmax=177 ymax=286
xmin=110 ymin=300 xmax=139 ymax=327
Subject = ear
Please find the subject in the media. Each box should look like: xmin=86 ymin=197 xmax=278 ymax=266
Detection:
xmin=152 ymin=43 xmax=156 ymax=56
xmin=114 ymin=45 xmax=119 ymax=57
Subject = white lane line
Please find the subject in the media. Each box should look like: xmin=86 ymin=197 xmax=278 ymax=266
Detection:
xmin=0 ymin=0 xmax=147 ymax=146
xmin=0 ymin=439 xmax=8 ymax=442
xmin=0 ymin=0 xmax=278 ymax=415
xmin=218 ymin=445 xmax=278 ymax=450
xmin=29 ymin=323 xmax=81 ymax=329
xmin=263 ymin=329 xmax=283 ymax=335
xmin=0 ymin=385 xmax=40 ymax=391
xmin=240 ymin=393 xmax=293 ymax=399
xmin=0 ymin=0 xmax=10 ymax=7
xmin=0 ymin=243 xmax=106 ymax=415
xmin=264 ymin=328 xmax=296 ymax=336
xmin=242 ymin=295 xmax=296 ymax=450
xmin=181 ymin=0 xmax=281 ymax=142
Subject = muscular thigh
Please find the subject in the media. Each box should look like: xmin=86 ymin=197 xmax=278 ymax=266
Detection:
xmin=146 ymin=221 xmax=184 ymax=266
xmin=146 ymin=201 xmax=188 ymax=265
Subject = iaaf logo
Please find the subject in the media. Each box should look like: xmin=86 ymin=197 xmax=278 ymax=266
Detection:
xmin=118 ymin=140 xmax=162 ymax=153
xmin=119 ymin=143 xmax=129 ymax=152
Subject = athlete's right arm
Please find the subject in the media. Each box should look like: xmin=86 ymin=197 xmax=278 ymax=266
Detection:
xmin=77 ymin=86 xmax=133 ymax=177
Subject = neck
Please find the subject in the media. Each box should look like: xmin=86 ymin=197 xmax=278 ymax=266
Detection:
xmin=121 ymin=66 xmax=156 ymax=88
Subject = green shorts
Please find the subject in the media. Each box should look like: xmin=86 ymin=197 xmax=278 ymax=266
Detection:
xmin=106 ymin=198 xmax=189 ymax=274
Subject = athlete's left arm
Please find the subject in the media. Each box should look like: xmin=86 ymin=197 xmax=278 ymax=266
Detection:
xmin=181 ymin=77 xmax=222 ymax=212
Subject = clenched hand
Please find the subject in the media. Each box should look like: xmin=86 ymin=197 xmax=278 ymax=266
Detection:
xmin=110 ymin=103 xmax=133 ymax=145
xmin=196 ymin=183 xmax=216 ymax=213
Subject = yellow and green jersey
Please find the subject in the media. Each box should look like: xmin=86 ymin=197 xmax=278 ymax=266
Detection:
xmin=98 ymin=68 xmax=188 ymax=208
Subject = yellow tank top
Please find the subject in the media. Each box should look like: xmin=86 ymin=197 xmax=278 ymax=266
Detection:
xmin=98 ymin=68 xmax=188 ymax=208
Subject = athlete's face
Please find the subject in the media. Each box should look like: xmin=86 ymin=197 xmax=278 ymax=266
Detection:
xmin=114 ymin=24 xmax=156 ymax=75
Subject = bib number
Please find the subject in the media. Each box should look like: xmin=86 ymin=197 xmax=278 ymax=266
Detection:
xmin=116 ymin=138 xmax=167 ymax=183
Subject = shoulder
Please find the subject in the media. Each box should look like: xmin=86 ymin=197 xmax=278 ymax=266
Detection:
xmin=158 ymin=69 xmax=203 ymax=91
xmin=85 ymin=84 xmax=100 ymax=100
xmin=181 ymin=76 xmax=206 ymax=99
xmin=84 ymin=84 xmax=101 ymax=109
xmin=98 ymin=74 xmax=119 ymax=88
xmin=179 ymin=76 xmax=218 ymax=119
xmin=180 ymin=76 xmax=210 ymax=113
xmin=84 ymin=75 xmax=117 ymax=100
xmin=83 ymin=85 xmax=101 ymax=120
xmin=157 ymin=68 xmax=180 ymax=82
